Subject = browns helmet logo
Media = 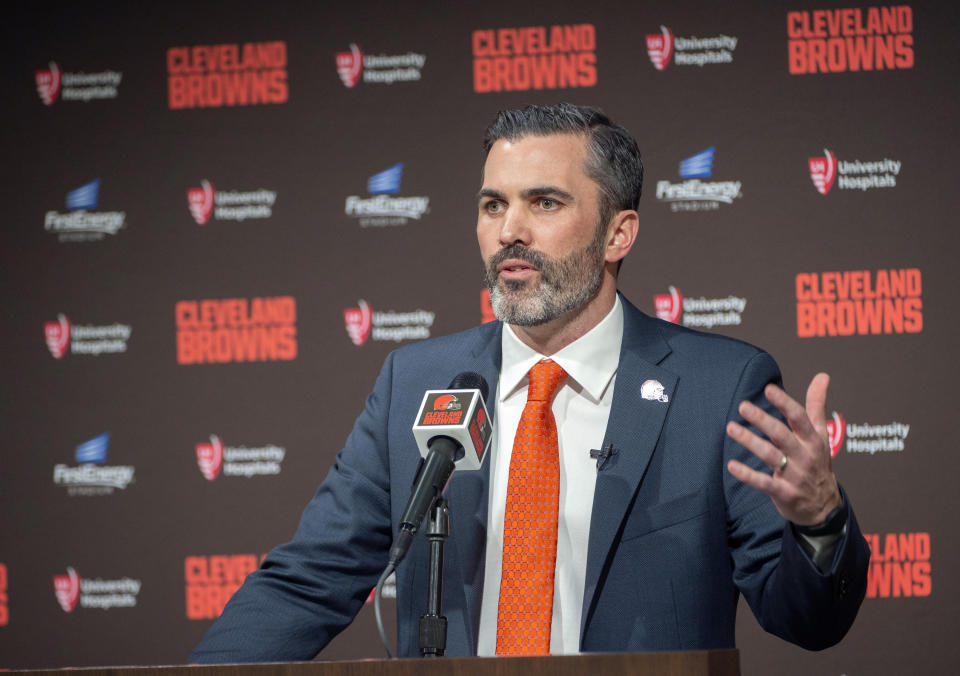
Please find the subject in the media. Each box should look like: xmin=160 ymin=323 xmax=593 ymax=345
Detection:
xmin=433 ymin=394 xmax=462 ymax=411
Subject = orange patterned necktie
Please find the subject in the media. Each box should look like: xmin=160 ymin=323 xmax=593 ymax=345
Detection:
xmin=496 ymin=359 xmax=568 ymax=656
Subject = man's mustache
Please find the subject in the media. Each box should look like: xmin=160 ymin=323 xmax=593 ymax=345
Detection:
xmin=486 ymin=245 xmax=550 ymax=274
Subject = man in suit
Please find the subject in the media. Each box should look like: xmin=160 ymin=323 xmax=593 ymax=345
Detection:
xmin=190 ymin=103 xmax=868 ymax=662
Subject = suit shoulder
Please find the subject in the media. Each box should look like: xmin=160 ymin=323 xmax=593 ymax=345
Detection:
xmin=632 ymin=306 xmax=778 ymax=378
xmin=659 ymin=317 xmax=768 ymax=360
xmin=384 ymin=321 xmax=501 ymax=363
xmin=633 ymin=312 xmax=783 ymax=405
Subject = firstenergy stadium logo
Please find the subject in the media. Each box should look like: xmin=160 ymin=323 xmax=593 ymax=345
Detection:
xmin=645 ymin=25 xmax=738 ymax=70
xmin=344 ymin=299 xmax=435 ymax=346
xmin=335 ymin=43 xmax=426 ymax=88
xmin=195 ymin=435 xmax=286 ymax=480
xmin=186 ymin=180 xmax=277 ymax=224
xmin=53 ymin=567 xmax=141 ymax=612
xmin=45 ymin=179 xmax=127 ymax=242
xmin=167 ymin=41 xmax=288 ymax=109
xmin=472 ymin=24 xmax=597 ymax=93
xmin=864 ymin=532 xmax=931 ymax=598
xmin=809 ymin=149 xmax=901 ymax=194
xmin=185 ymin=554 xmax=266 ymax=619
xmin=654 ymin=285 xmax=746 ymax=329
xmin=35 ymin=61 xmax=122 ymax=105
xmin=53 ymin=433 xmax=135 ymax=496
xmin=827 ymin=411 xmax=910 ymax=456
xmin=344 ymin=163 xmax=430 ymax=227
xmin=44 ymin=313 xmax=132 ymax=358
xmin=796 ymin=268 xmax=922 ymax=337
xmin=176 ymin=296 xmax=297 ymax=365
xmin=656 ymin=147 xmax=742 ymax=211
xmin=788 ymin=6 xmax=914 ymax=74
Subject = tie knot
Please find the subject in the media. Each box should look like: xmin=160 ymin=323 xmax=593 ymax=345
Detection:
xmin=527 ymin=360 xmax=567 ymax=403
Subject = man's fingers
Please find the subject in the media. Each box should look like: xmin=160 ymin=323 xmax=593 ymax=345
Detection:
xmin=805 ymin=372 xmax=831 ymax=442
xmin=736 ymin=401 xmax=797 ymax=456
xmin=727 ymin=459 xmax=783 ymax=498
xmin=729 ymin=375 xmax=840 ymax=525
xmin=762 ymin=382 xmax=820 ymax=445
xmin=727 ymin=421 xmax=789 ymax=472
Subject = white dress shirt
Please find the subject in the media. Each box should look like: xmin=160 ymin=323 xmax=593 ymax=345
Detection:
xmin=476 ymin=296 xmax=624 ymax=655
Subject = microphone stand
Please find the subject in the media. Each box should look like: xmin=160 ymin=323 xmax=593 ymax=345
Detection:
xmin=418 ymin=498 xmax=449 ymax=657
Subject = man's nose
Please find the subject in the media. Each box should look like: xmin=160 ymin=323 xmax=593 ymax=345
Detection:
xmin=498 ymin=206 xmax=531 ymax=247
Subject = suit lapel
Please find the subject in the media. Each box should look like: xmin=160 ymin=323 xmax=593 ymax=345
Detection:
xmin=580 ymin=298 xmax=676 ymax=642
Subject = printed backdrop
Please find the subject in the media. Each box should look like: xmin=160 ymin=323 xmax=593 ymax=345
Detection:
xmin=2 ymin=1 xmax=958 ymax=673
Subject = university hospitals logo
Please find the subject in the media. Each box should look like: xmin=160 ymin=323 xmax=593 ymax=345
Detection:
xmin=53 ymin=433 xmax=136 ymax=496
xmin=35 ymin=62 xmax=62 ymax=104
xmin=656 ymin=147 xmax=742 ymax=211
xmin=654 ymin=285 xmax=746 ymax=329
xmin=53 ymin=568 xmax=80 ymax=612
xmin=45 ymin=314 xmax=71 ymax=359
xmin=654 ymin=286 xmax=683 ymax=323
xmin=35 ymin=61 xmax=122 ymax=105
xmin=53 ymin=567 xmax=142 ymax=612
xmin=167 ymin=41 xmax=288 ymax=109
xmin=646 ymin=26 xmax=673 ymax=70
xmin=472 ymin=24 xmax=597 ymax=93
xmin=335 ymin=43 xmax=425 ymax=88
xmin=809 ymin=148 xmax=901 ymax=194
xmin=788 ymin=6 xmax=914 ymax=74
xmin=809 ymin=150 xmax=837 ymax=195
xmin=186 ymin=179 xmax=276 ymax=225
xmin=645 ymin=25 xmax=738 ymax=69
xmin=796 ymin=268 xmax=922 ymax=337
xmin=187 ymin=180 xmax=215 ymax=224
xmin=196 ymin=435 xmax=224 ymax=480
xmin=827 ymin=411 xmax=910 ymax=456
xmin=344 ymin=163 xmax=430 ymax=227
xmin=343 ymin=299 xmax=435 ymax=346
xmin=344 ymin=300 xmax=373 ymax=346
xmin=195 ymin=435 xmax=286 ymax=480
xmin=44 ymin=179 xmax=127 ymax=242
xmin=336 ymin=44 xmax=363 ymax=87
xmin=43 ymin=313 xmax=132 ymax=357
xmin=827 ymin=412 xmax=846 ymax=457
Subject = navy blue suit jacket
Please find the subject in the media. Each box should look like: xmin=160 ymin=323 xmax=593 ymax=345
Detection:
xmin=191 ymin=296 xmax=868 ymax=662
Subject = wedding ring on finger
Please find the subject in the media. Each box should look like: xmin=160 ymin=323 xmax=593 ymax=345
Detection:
xmin=777 ymin=454 xmax=788 ymax=472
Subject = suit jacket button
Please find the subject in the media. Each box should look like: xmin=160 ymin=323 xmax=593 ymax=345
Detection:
xmin=838 ymin=575 xmax=848 ymax=597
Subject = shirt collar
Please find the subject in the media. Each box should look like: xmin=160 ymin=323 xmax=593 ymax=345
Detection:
xmin=500 ymin=295 xmax=624 ymax=403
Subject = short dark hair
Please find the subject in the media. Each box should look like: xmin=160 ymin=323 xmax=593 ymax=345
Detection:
xmin=481 ymin=103 xmax=644 ymax=226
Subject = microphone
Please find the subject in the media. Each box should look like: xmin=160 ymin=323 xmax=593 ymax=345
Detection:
xmin=388 ymin=372 xmax=492 ymax=566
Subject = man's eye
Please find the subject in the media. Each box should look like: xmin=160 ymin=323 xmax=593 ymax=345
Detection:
xmin=539 ymin=198 xmax=558 ymax=210
xmin=485 ymin=201 xmax=503 ymax=213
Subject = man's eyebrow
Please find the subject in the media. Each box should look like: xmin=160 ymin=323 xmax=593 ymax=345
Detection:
xmin=477 ymin=188 xmax=505 ymax=203
xmin=476 ymin=186 xmax=576 ymax=203
xmin=522 ymin=186 xmax=575 ymax=202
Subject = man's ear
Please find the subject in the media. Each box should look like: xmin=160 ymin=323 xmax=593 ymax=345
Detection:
xmin=605 ymin=210 xmax=639 ymax=264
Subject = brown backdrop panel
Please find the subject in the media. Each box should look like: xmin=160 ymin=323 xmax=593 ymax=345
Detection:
xmin=1 ymin=1 xmax=958 ymax=673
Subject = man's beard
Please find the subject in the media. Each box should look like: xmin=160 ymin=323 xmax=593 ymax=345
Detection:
xmin=483 ymin=224 xmax=607 ymax=326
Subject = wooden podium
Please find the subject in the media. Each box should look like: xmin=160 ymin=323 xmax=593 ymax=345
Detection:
xmin=16 ymin=651 xmax=739 ymax=676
